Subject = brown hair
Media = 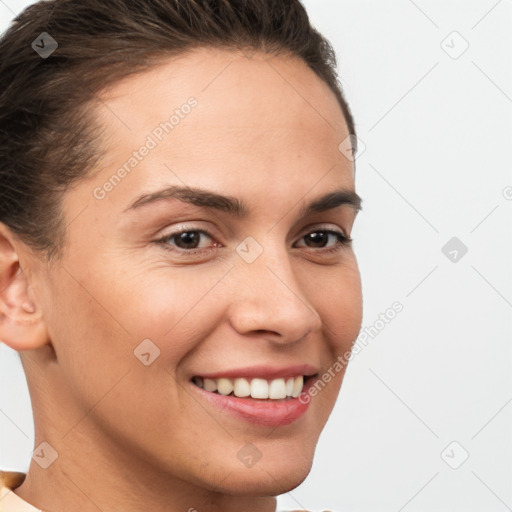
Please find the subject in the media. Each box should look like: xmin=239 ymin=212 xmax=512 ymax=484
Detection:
xmin=0 ymin=0 xmax=357 ymax=262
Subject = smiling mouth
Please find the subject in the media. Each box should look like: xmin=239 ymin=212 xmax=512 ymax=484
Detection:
xmin=191 ymin=374 xmax=317 ymax=401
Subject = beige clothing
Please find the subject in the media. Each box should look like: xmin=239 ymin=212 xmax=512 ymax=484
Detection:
xmin=0 ymin=471 xmax=42 ymax=511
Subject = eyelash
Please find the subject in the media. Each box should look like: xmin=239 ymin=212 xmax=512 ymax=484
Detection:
xmin=154 ymin=226 xmax=353 ymax=256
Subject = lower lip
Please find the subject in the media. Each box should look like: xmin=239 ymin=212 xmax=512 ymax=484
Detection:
xmin=190 ymin=378 xmax=316 ymax=427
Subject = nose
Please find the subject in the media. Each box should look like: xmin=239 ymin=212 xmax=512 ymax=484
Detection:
xmin=226 ymin=242 xmax=323 ymax=344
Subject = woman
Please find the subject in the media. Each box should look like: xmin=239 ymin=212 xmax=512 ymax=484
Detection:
xmin=0 ymin=0 xmax=363 ymax=510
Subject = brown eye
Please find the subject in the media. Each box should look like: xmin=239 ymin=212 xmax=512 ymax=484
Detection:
xmin=156 ymin=228 xmax=217 ymax=254
xmin=303 ymin=231 xmax=330 ymax=248
xmin=173 ymin=231 xmax=203 ymax=249
xmin=295 ymin=229 xmax=352 ymax=251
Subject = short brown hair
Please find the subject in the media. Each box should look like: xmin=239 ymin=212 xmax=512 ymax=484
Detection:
xmin=0 ymin=0 xmax=357 ymax=262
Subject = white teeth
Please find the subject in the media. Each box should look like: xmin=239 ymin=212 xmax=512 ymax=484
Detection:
xmin=233 ymin=378 xmax=251 ymax=397
xmin=269 ymin=378 xmax=287 ymax=399
xmin=250 ymin=378 xmax=269 ymax=399
xmin=285 ymin=377 xmax=294 ymax=396
xmin=291 ymin=376 xmax=303 ymax=398
xmin=193 ymin=375 xmax=307 ymax=400
xmin=203 ymin=378 xmax=217 ymax=392
xmin=217 ymin=378 xmax=233 ymax=396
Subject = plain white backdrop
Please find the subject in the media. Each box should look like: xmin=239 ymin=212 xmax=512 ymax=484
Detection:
xmin=0 ymin=1 xmax=511 ymax=511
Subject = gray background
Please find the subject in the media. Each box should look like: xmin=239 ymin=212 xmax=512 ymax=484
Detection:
xmin=1 ymin=1 xmax=511 ymax=511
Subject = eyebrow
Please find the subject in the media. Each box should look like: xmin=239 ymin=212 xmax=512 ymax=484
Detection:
xmin=124 ymin=184 xmax=363 ymax=217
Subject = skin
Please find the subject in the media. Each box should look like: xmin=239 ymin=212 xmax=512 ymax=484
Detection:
xmin=0 ymin=47 xmax=362 ymax=512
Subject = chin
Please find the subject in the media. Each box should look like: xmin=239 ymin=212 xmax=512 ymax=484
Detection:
xmin=211 ymin=450 xmax=314 ymax=497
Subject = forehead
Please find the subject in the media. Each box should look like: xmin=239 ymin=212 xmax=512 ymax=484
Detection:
xmin=94 ymin=47 xmax=350 ymax=159
xmin=73 ymin=48 xmax=355 ymax=221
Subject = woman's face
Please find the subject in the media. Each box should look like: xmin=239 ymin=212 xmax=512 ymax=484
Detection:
xmin=29 ymin=48 xmax=362 ymax=496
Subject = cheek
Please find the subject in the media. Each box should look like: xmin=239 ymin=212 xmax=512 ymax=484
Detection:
xmin=111 ymin=262 xmax=234 ymax=345
xmin=312 ymin=259 xmax=363 ymax=351
xmin=47 ymin=273 xmax=129 ymax=368
xmin=40 ymin=264 xmax=218 ymax=447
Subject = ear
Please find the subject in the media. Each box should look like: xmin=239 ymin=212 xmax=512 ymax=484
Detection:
xmin=0 ymin=223 xmax=49 ymax=351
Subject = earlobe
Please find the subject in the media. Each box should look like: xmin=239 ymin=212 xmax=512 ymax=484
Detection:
xmin=0 ymin=224 xmax=49 ymax=352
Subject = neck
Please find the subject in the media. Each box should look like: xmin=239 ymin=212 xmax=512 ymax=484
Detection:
xmin=15 ymin=419 xmax=277 ymax=512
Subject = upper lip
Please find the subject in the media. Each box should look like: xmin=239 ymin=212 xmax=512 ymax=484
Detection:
xmin=192 ymin=364 xmax=319 ymax=381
